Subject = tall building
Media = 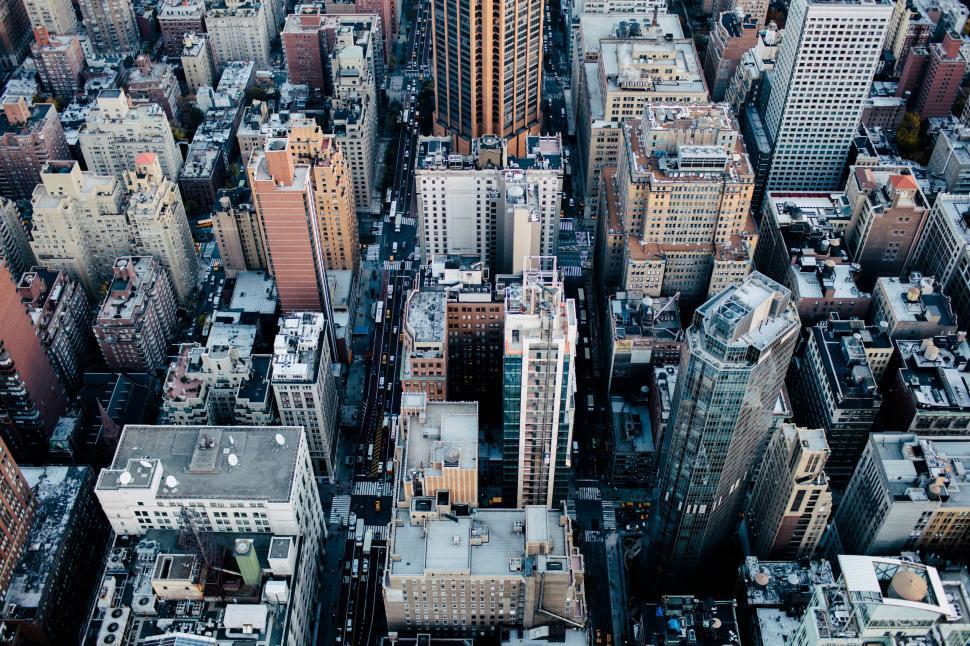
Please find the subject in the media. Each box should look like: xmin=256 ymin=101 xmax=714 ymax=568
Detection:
xmin=206 ymin=0 xmax=271 ymax=70
xmin=0 ymin=0 xmax=32 ymax=69
xmin=415 ymin=135 xmax=564 ymax=272
xmin=212 ymin=189 xmax=268 ymax=277
xmin=430 ymin=0 xmax=544 ymax=155
xmin=271 ymin=312 xmax=339 ymax=480
xmin=126 ymin=55 xmax=181 ymax=121
xmin=77 ymin=0 xmax=139 ymax=54
xmin=0 ymin=198 xmax=35 ymax=277
xmin=913 ymin=31 xmax=966 ymax=119
xmin=31 ymin=28 xmax=85 ymax=102
xmin=16 ymin=267 xmax=92 ymax=392
xmin=383 ymin=504 xmax=586 ymax=636
xmin=870 ymin=274 xmax=957 ymax=340
xmin=835 ymin=433 xmax=970 ymax=556
xmin=656 ymin=272 xmax=799 ymax=580
xmin=401 ymin=290 xmax=447 ymax=401
xmin=180 ymin=33 xmax=215 ymax=94
xmin=762 ymin=0 xmax=892 ymax=191
xmin=911 ymin=193 xmax=970 ymax=328
xmin=123 ymin=153 xmax=199 ymax=302
xmin=22 ymin=0 xmax=78 ymax=34
xmin=93 ymin=256 xmax=177 ymax=373
xmin=0 ymin=98 xmax=70 ymax=202
xmin=0 ymin=264 xmax=67 ymax=462
xmin=745 ymin=424 xmax=831 ymax=560
xmin=156 ymin=0 xmax=205 ymax=57
xmin=787 ymin=317 xmax=890 ymax=486
xmin=502 ymin=258 xmax=577 ymax=509
xmin=704 ymin=10 xmax=759 ymax=102
xmin=0 ymin=436 xmax=32 ymax=600
xmin=93 ymin=424 xmax=325 ymax=645
xmin=79 ymin=89 xmax=183 ymax=180
xmin=928 ymin=126 xmax=970 ymax=194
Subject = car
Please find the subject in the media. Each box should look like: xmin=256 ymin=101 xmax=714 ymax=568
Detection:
xmin=375 ymin=499 xmax=381 ymax=511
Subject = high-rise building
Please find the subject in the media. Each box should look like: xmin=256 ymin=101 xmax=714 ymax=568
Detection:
xmin=0 ymin=198 xmax=35 ymax=277
xmin=212 ymin=189 xmax=268 ymax=278
xmin=29 ymin=160 xmax=129 ymax=298
xmin=22 ymin=0 xmax=78 ymax=34
xmin=383 ymin=504 xmax=586 ymax=636
xmin=31 ymin=28 xmax=85 ymax=102
xmin=0 ymin=98 xmax=70 ymax=202
xmin=400 ymin=290 xmax=447 ymax=401
xmin=0 ymin=436 xmax=32 ymax=600
xmin=762 ymin=0 xmax=892 ymax=191
xmin=79 ymin=89 xmax=183 ymax=180
xmin=502 ymin=257 xmax=577 ymax=508
xmin=16 ymin=267 xmax=91 ymax=392
xmin=870 ymin=274 xmax=957 ymax=340
xmin=93 ymin=256 xmax=177 ymax=373
xmin=745 ymin=424 xmax=832 ymax=560
xmin=0 ymin=0 xmax=32 ymax=69
xmin=156 ymin=0 xmax=205 ymax=57
xmin=77 ymin=0 xmax=139 ymax=54
xmin=787 ymin=317 xmax=890 ymax=486
xmin=605 ymin=291 xmax=683 ymax=395
xmin=928 ymin=126 xmax=970 ymax=194
xmin=913 ymin=31 xmax=967 ymax=119
xmin=271 ymin=312 xmax=339 ymax=480
xmin=835 ymin=433 xmax=970 ymax=556
xmin=656 ymin=272 xmax=799 ymax=580
xmin=704 ymin=10 xmax=759 ymax=102
xmin=430 ymin=0 xmax=544 ymax=155
xmin=123 ymin=153 xmax=199 ymax=302
xmin=415 ymin=135 xmax=564 ymax=272
xmin=0 ymin=263 xmax=67 ymax=462
xmin=180 ymin=33 xmax=215 ymax=94
xmin=206 ymin=0 xmax=271 ymax=70
xmin=126 ymin=55 xmax=181 ymax=121
xmin=911 ymin=193 xmax=970 ymax=328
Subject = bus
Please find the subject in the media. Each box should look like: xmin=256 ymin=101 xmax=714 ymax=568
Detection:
xmin=577 ymin=287 xmax=585 ymax=304
xmin=355 ymin=518 xmax=365 ymax=546
xmin=385 ymin=188 xmax=392 ymax=204
xmin=587 ymin=394 xmax=595 ymax=411
xmin=389 ymin=199 xmax=397 ymax=222
xmin=363 ymin=529 xmax=374 ymax=555
xmin=374 ymin=302 xmax=384 ymax=322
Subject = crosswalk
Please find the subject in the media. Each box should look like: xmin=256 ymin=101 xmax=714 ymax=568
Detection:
xmin=584 ymin=530 xmax=603 ymax=543
xmin=576 ymin=486 xmax=601 ymax=501
xmin=400 ymin=216 xmax=416 ymax=227
xmin=329 ymin=495 xmax=351 ymax=525
xmin=602 ymin=500 xmax=617 ymax=530
xmin=353 ymin=480 xmax=393 ymax=497
xmin=366 ymin=525 xmax=389 ymax=540
xmin=383 ymin=260 xmax=402 ymax=271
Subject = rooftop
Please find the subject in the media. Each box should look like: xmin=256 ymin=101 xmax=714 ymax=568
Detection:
xmin=0 ymin=102 xmax=55 ymax=138
xmin=405 ymin=291 xmax=446 ymax=344
xmin=402 ymin=401 xmax=479 ymax=479
xmin=600 ymin=39 xmax=705 ymax=95
xmin=272 ymin=312 xmax=326 ymax=382
xmin=96 ymin=425 xmax=303 ymax=501
xmin=640 ymin=596 xmax=740 ymax=645
xmin=810 ymin=318 xmax=887 ymax=406
xmin=229 ymin=271 xmax=278 ymax=315
xmin=790 ymin=262 xmax=868 ymax=301
xmin=610 ymin=397 xmax=654 ymax=454
xmin=694 ymin=272 xmax=798 ymax=352
xmin=868 ymin=434 xmax=970 ymax=508
xmin=609 ymin=291 xmax=682 ymax=342
xmin=740 ymin=557 xmax=835 ymax=608
xmin=896 ymin=334 xmax=970 ymax=411
xmin=96 ymin=257 xmax=164 ymax=323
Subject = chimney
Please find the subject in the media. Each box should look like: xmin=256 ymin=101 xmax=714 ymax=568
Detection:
xmin=942 ymin=31 xmax=962 ymax=59
xmin=2 ymin=96 xmax=31 ymax=127
xmin=33 ymin=26 xmax=50 ymax=47
xmin=265 ymin=138 xmax=295 ymax=186
xmin=136 ymin=54 xmax=152 ymax=74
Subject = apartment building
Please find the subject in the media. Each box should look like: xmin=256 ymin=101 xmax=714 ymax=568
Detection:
xmin=384 ymin=504 xmax=586 ymax=636
xmin=704 ymin=10 xmax=759 ymax=101
xmin=77 ymin=0 xmax=139 ymax=54
xmin=79 ymin=89 xmax=183 ymax=180
xmin=156 ymin=0 xmax=205 ymax=57
xmin=126 ymin=55 xmax=181 ymax=121
xmin=0 ymin=199 xmax=33 ymax=279
xmin=93 ymin=256 xmax=177 ymax=373
xmin=836 ymin=433 xmax=970 ymax=556
xmin=401 ymin=290 xmax=447 ymax=401
xmin=271 ymin=312 xmax=340 ymax=481
xmin=206 ymin=0 xmax=271 ymax=70
xmin=870 ymin=274 xmax=958 ymax=340
xmin=180 ymin=33 xmax=215 ymax=94
xmin=502 ymin=258 xmax=577 ymax=508
xmin=31 ymin=29 xmax=85 ymax=102
xmin=0 ymin=98 xmax=70 ymax=202
xmin=605 ymin=291 xmax=682 ymax=395
xmin=928 ymin=126 xmax=970 ymax=194
xmin=0 ymin=437 xmax=31 ymax=600
xmin=22 ymin=0 xmax=78 ymax=33
xmin=282 ymin=8 xmax=384 ymax=93
xmin=912 ymin=193 xmax=970 ymax=328
xmin=123 ymin=153 xmax=199 ymax=302
xmin=212 ymin=189 xmax=268 ymax=278
xmin=745 ymin=425 xmax=832 ymax=560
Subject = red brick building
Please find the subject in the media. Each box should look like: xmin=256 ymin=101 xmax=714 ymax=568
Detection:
xmin=0 ymin=436 xmax=33 ymax=600
xmin=915 ymin=31 xmax=967 ymax=119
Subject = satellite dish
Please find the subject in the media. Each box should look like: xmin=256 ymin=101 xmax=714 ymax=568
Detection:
xmin=227 ymin=453 xmax=239 ymax=467
xmin=119 ymin=471 xmax=133 ymax=485
xmin=165 ymin=475 xmax=179 ymax=488
xmin=275 ymin=433 xmax=286 ymax=446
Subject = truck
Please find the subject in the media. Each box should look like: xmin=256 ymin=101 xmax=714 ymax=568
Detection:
xmin=363 ymin=528 xmax=374 ymax=555
xmin=355 ymin=518 xmax=365 ymax=546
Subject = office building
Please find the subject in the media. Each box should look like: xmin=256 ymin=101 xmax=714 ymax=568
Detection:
xmin=401 ymin=290 xmax=447 ymax=401
xmin=788 ymin=261 xmax=871 ymax=325
xmin=656 ymin=272 xmax=800 ymax=580
xmin=762 ymin=0 xmax=892 ymax=190
xmin=31 ymin=29 xmax=85 ymax=102
xmin=0 ymin=0 xmax=32 ymax=69
xmin=156 ymin=0 xmax=205 ymax=57
xmin=79 ymin=89 xmax=183 ymax=180
xmin=928 ymin=126 xmax=970 ymax=194
xmin=724 ymin=20 xmax=780 ymax=114
xmin=0 ymin=264 xmax=67 ymax=461
xmin=0 ymin=98 xmax=70 ymax=202
xmin=22 ymin=0 xmax=78 ymax=33
xmin=912 ymin=194 xmax=970 ymax=328
xmin=206 ymin=0 xmax=270 ymax=70
xmin=608 ymin=395 xmax=656 ymax=489
xmin=93 ymin=424 xmax=325 ymax=645
xmin=126 ymin=55 xmax=180 ymax=121
xmin=180 ymin=33 xmax=215 ymax=94
xmin=613 ymin=104 xmax=755 ymax=301
xmin=843 ymin=167 xmax=929 ymax=290
xmin=415 ymin=135 xmax=564 ymax=272
xmin=0 ymin=199 xmax=34 ymax=277
xmin=870 ymin=274 xmax=957 ymax=340
xmin=704 ymin=10 xmax=759 ymax=101
xmin=836 ymin=433 xmax=969 ymax=556
xmin=77 ymin=0 xmax=139 ymax=54
xmin=502 ymin=258 xmax=577 ymax=508
xmin=383 ymin=504 xmax=586 ymax=636
xmin=396 ymin=398 xmax=479 ymax=507
xmin=639 ymin=596 xmax=740 ymax=646
xmin=16 ymin=267 xmax=91 ymax=392
xmin=213 ymin=190 xmax=268 ymax=278
xmin=0 ymin=437 xmax=32 ymax=600
xmin=605 ymin=291 xmax=682 ymax=395
xmin=430 ymin=0 xmax=543 ymax=155
xmin=94 ymin=256 xmax=177 ymax=373
xmin=0 ymin=466 xmax=108 ymax=646
xmin=271 ymin=312 xmax=339 ymax=480
xmin=745 ymin=425 xmax=831 ymax=560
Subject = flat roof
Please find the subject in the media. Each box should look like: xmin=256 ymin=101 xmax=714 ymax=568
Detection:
xmin=229 ymin=271 xmax=278 ymax=315
xmin=404 ymin=401 xmax=479 ymax=473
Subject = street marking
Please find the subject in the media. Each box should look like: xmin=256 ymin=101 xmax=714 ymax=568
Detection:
xmin=576 ymin=486 xmax=601 ymax=501
xmin=352 ymin=481 xmax=392 ymax=496
xmin=329 ymin=495 xmax=352 ymax=525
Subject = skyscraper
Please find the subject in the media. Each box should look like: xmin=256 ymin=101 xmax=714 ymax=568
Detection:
xmin=0 ymin=436 xmax=33 ymax=600
xmin=77 ymin=0 xmax=139 ymax=54
xmin=502 ymin=257 xmax=577 ymax=508
xmin=763 ymin=0 xmax=892 ymax=191
xmin=431 ymin=0 xmax=544 ymax=155
xmin=655 ymin=272 xmax=799 ymax=580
